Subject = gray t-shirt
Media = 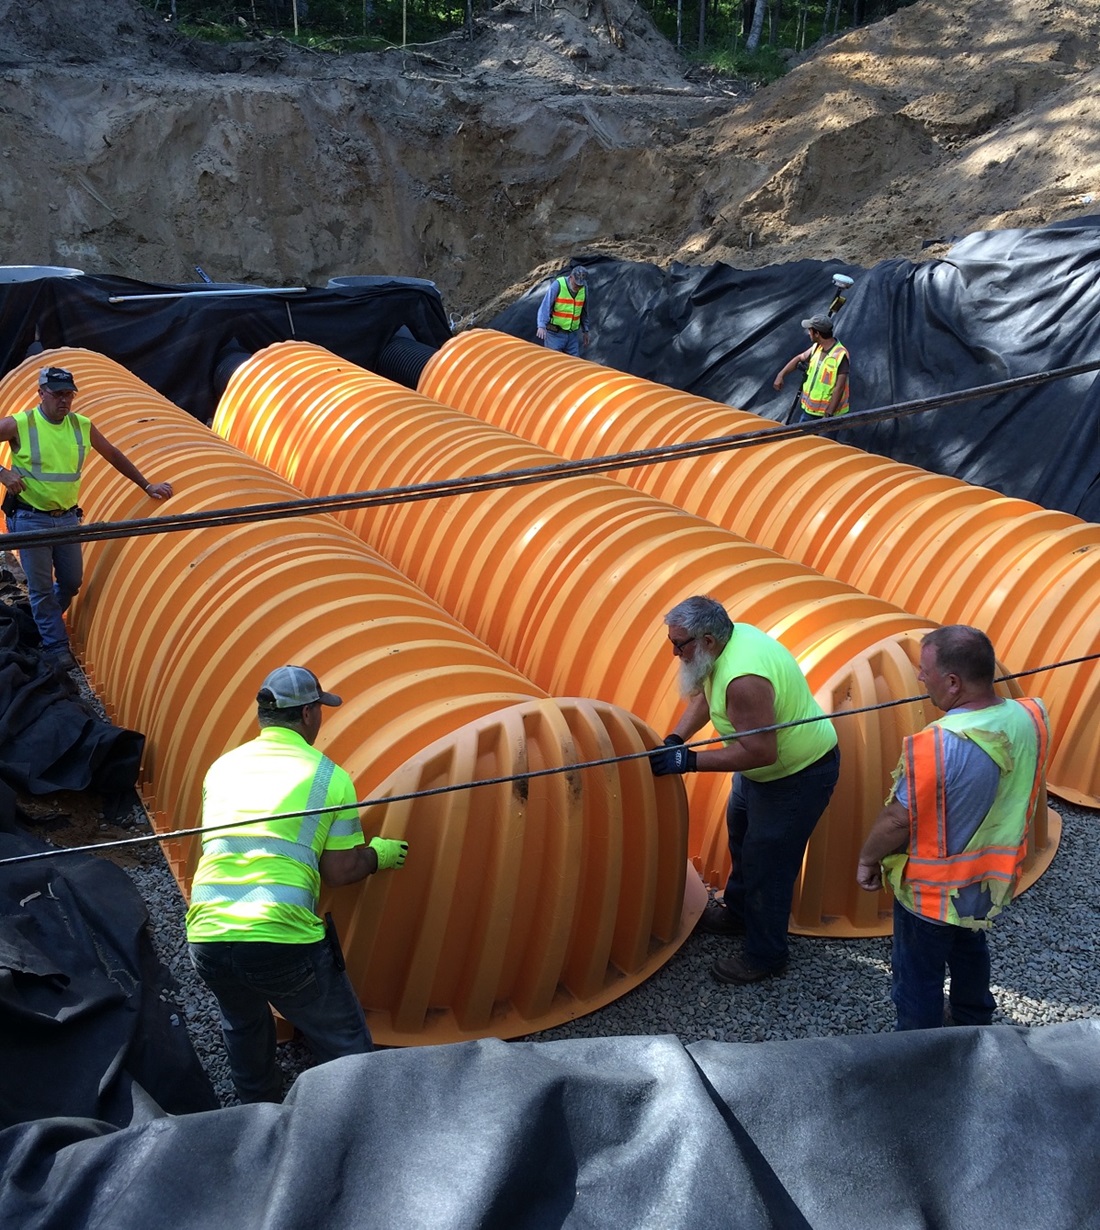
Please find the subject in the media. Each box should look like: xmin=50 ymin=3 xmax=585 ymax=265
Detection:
xmin=895 ymin=710 xmax=1001 ymax=921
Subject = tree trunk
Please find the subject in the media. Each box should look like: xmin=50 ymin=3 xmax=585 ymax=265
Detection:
xmin=745 ymin=0 xmax=766 ymax=49
xmin=697 ymin=0 xmax=705 ymax=51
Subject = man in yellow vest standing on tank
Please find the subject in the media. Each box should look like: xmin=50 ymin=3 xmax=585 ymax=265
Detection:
xmin=535 ymin=265 xmax=591 ymax=357
xmin=856 ymin=625 xmax=1050 ymax=1030
xmin=0 ymin=365 xmax=173 ymax=672
xmin=651 ymin=595 xmax=840 ymax=986
xmin=773 ymin=313 xmax=850 ymax=423
xmin=186 ymin=665 xmax=410 ymax=1104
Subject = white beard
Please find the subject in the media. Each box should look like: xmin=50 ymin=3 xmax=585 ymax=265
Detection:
xmin=678 ymin=646 xmax=717 ymax=699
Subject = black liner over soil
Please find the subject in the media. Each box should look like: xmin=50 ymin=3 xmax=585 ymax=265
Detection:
xmin=492 ymin=222 xmax=1100 ymax=520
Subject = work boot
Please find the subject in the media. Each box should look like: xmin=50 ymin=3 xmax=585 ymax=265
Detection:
xmin=711 ymin=953 xmax=787 ymax=985
xmin=695 ymin=900 xmax=745 ymax=936
xmin=45 ymin=647 xmax=79 ymax=672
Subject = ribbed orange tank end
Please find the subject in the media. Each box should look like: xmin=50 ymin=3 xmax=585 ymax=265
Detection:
xmin=210 ymin=342 xmax=1059 ymax=938
xmin=0 ymin=349 xmax=700 ymax=1044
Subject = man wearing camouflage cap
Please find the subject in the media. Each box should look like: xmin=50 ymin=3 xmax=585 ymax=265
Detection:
xmin=0 ymin=365 xmax=173 ymax=671
xmin=187 ymin=665 xmax=410 ymax=1104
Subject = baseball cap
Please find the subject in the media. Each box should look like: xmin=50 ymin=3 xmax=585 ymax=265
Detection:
xmin=39 ymin=366 xmax=78 ymax=392
xmin=258 ymin=665 xmax=342 ymax=708
xmin=570 ymin=266 xmax=588 ymax=285
xmin=800 ymin=314 xmax=834 ymax=335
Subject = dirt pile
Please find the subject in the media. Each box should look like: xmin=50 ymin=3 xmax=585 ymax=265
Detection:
xmin=1 ymin=0 xmax=1099 ymax=316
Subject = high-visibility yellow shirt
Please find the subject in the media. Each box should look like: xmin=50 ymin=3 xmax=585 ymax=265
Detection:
xmin=705 ymin=624 xmax=837 ymax=782
xmin=11 ymin=406 xmax=91 ymax=511
xmin=185 ymin=726 xmax=364 ymax=944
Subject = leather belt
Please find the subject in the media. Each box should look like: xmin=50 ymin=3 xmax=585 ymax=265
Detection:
xmin=14 ymin=499 xmax=77 ymax=518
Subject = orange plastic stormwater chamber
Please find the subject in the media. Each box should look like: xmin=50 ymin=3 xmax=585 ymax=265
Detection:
xmin=212 ymin=342 xmax=1059 ymax=938
xmin=418 ymin=329 xmax=1100 ymax=809
xmin=0 ymin=349 xmax=701 ymax=1045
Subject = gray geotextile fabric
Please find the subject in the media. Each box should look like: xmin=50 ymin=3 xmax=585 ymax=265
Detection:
xmin=3 ymin=1021 xmax=1099 ymax=1229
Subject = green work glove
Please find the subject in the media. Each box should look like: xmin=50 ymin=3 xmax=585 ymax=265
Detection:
xmin=369 ymin=836 xmax=409 ymax=871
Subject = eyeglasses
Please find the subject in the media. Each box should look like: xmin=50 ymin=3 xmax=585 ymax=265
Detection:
xmin=669 ymin=635 xmax=696 ymax=655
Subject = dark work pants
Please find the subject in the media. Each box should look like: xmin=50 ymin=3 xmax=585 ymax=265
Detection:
xmin=190 ymin=938 xmax=372 ymax=1103
xmin=891 ymin=900 xmax=997 ymax=1030
xmin=722 ymin=747 xmax=840 ymax=971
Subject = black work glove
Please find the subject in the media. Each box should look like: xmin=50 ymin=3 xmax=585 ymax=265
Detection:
xmin=651 ymin=734 xmax=697 ymax=776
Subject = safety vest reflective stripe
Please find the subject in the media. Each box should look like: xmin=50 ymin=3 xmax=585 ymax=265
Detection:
xmin=1017 ymin=697 xmax=1050 ymax=833
xmin=203 ymin=835 xmax=315 ymax=860
xmin=800 ymin=343 xmax=849 ymax=417
xmin=905 ymin=845 xmax=1026 ymax=884
xmin=13 ymin=408 xmax=89 ymax=509
xmin=549 ymin=277 xmax=585 ymax=330
xmin=189 ymin=882 xmax=318 ymax=910
xmin=298 ymin=756 xmax=335 ymax=848
xmin=898 ymin=697 xmax=1048 ymax=924
xmin=327 ymin=816 xmax=363 ymax=841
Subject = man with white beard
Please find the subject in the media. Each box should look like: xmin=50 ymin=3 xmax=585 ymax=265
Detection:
xmin=651 ymin=595 xmax=840 ymax=985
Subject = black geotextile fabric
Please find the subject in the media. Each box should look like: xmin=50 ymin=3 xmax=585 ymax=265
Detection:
xmin=0 ymin=275 xmax=453 ymax=423
xmin=0 ymin=806 xmax=218 ymax=1130
xmin=0 ymin=597 xmax=143 ymax=796
xmin=2 ymin=1022 xmax=1099 ymax=1228
xmin=490 ymin=222 xmax=1100 ymax=520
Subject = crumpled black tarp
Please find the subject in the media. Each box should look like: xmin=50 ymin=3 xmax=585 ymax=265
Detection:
xmin=489 ymin=222 xmax=1100 ymax=520
xmin=0 ymin=597 xmax=143 ymax=796
xmin=1 ymin=1021 xmax=1098 ymax=1228
xmin=0 ymin=274 xmax=453 ymax=423
xmin=0 ymin=807 xmax=217 ymax=1130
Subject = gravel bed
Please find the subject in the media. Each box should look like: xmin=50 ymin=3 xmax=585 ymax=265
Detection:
xmin=125 ymin=798 xmax=1100 ymax=1108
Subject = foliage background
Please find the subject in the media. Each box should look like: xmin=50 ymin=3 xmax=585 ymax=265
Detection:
xmin=139 ymin=0 xmax=916 ymax=76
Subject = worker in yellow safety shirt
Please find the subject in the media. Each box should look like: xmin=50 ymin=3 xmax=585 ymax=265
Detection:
xmin=773 ymin=313 xmax=850 ymax=423
xmin=186 ymin=665 xmax=409 ymax=1104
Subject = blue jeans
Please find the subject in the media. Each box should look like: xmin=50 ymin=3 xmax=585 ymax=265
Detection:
xmin=543 ymin=328 xmax=582 ymax=357
xmin=891 ymin=900 xmax=996 ymax=1030
xmin=722 ymin=747 xmax=840 ymax=971
xmin=189 ymin=939 xmax=372 ymax=1103
xmin=6 ymin=506 xmax=83 ymax=652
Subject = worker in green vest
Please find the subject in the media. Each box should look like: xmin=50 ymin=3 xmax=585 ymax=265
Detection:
xmin=773 ymin=313 xmax=850 ymax=423
xmin=857 ymin=626 xmax=1049 ymax=1029
xmin=0 ymin=365 xmax=173 ymax=672
xmin=536 ymin=265 xmax=591 ymax=357
xmin=187 ymin=665 xmax=409 ymax=1104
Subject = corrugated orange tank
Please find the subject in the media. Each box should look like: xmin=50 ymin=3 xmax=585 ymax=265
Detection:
xmin=212 ymin=341 xmax=1058 ymax=939
xmin=418 ymin=329 xmax=1100 ymax=808
xmin=0 ymin=348 xmax=700 ymax=1045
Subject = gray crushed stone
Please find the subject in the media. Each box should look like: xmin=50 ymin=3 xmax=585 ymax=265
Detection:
xmin=124 ymin=797 xmax=1099 ymax=1108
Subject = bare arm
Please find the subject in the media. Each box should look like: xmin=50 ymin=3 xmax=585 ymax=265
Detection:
xmin=89 ymin=423 xmax=173 ymax=499
xmin=823 ymin=370 xmax=849 ymax=417
xmin=855 ymin=799 xmax=910 ymax=891
xmin=692 ymin=674 xmax=779 ymax=774
xmin=669 ymin=690 xmax=711 ymax=742
xmin=773 ymin=346 xmax=813 ymax=391
xmin=319 ymin=843 xmax=379 ymax=888
xmin=0 ymin=417 xmax=23 ymax=494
